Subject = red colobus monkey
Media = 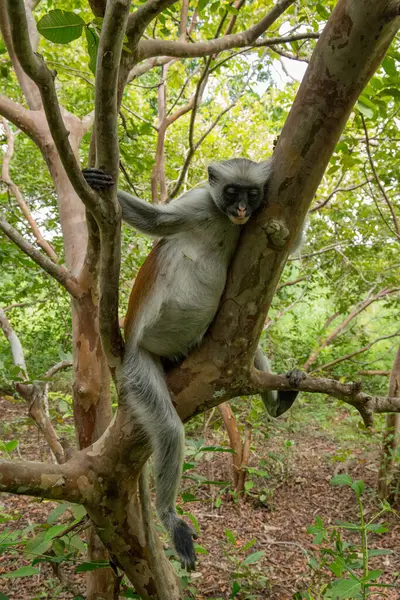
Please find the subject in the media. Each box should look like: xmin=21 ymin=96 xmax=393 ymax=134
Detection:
xmin=83 ymin=158 xmax=304 ymax=570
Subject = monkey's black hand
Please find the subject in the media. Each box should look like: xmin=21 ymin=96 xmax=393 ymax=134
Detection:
xmin=275 ymin=369 xmax=306 ymax=417
xmin=286 ymin=369 xmax=306 ymax=388
xmin=172 ymin=518 xmax=198 ymax=571
xmin=82 ymin=168 xmax=114 ymax=190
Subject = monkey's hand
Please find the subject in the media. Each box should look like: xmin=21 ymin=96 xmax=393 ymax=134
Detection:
xmin=172 ymin=518 xmax=198 ymax=571
xmin=82 ymin=168 xmax=114 ymax=190
xmin=286 ymin=369 xmax=306 ymax=388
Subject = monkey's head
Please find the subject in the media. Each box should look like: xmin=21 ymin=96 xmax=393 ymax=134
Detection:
xmin=208 ymin=158 xmax=272 ymax=225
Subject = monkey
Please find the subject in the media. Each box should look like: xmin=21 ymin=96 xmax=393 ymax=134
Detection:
xmin=82 ymin=158 xmax=305 ymax=570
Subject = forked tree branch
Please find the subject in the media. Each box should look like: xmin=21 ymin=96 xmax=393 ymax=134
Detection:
xmin=134 ymin=0 xmax=296 ymax=59
xmin=6 ymin=0 xmax=99 ymax=215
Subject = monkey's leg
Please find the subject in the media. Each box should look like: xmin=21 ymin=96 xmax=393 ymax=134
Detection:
xmin=121 ymin=347 xmax=196 ymax=570
xmin=254 ymin=347 xmax=304 ymax=417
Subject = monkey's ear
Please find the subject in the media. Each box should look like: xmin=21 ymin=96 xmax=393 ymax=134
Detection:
xmin=208 ymin=164 xmax=220 ymax=186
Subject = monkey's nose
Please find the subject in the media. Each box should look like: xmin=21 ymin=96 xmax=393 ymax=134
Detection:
xmin=237 ymin=207 xmax=246 ymax=217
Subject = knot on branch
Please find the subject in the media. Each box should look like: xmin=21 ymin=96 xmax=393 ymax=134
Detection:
xmin=350 ymin=380 xmax=362 ymax=395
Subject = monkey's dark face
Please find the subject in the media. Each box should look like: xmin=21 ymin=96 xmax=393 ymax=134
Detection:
xmin=221 ymin=183 xmax=263 ymax=225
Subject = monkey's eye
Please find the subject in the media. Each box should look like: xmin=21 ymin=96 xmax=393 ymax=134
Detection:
xmin=249 ymin=189 xmax=259 ymax=198
xmin=226 ymin=187 xmax=237 ymax=196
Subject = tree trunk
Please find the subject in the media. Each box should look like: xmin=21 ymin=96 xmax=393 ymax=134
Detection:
xmin=378 ymin=346 xmax=400 ymax=499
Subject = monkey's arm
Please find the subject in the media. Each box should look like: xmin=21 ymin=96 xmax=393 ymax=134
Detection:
xmin=118 ymin=190 xmax=191 ymax=237
xmin=82 ymin=168 xmax=192 ymax=237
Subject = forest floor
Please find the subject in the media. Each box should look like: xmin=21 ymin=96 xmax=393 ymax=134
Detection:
xmin=0 ymin=394 xmax=399 ymax=600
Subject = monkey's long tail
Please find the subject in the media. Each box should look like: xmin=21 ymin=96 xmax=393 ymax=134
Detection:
xmin=121 ymin=346 xmax=196 ymax=570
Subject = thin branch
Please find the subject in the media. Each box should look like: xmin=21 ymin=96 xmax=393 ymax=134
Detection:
xmin=151 ymin=64 xmax=169 ymax=202
xmin=361 ymin=114 xmax=400 ymax=238
xmin=311 ymin=178 xmax=372 ymax=212
xmin=135 ymin=0 xmax=296 ymax=59
xmin=44 ymin=360 xmax=73 ymax=379
xmin=253 ymin=32 xmax=320 ymax=48
xmin=303 ymin=288 xmax=400 ymax=371
xmin=0 ymin=307 xmax=28 ymax=379
xmin=271 ymin=47 xmax=309 ymax=63
xmin=6 ymin=0 xmax=99 ymax=215
xmin=0 ymin=215 xmax=80 ymax=296
xmin=179 ymin=0 xmax=189 ymax=41
xmin=358 ymin=370 xmax=390 ymax=376
xmin=0 ymin=1 xmax=42 ymax=110
xmin=311 ymin=330 xmax=400 ymax=373
xmin=276 ymin=275 xmax=308 ymax=290
xmin=1 ymin=119 xmax=58 ymax=261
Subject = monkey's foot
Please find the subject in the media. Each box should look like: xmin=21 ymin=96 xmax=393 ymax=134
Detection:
xmin=82 ymin=168 xmax=114 ymax=190
xmin=172 ymin=518 xmax=198 ymax=571
xmin=286 ymin=369 xmax=306 ymax=387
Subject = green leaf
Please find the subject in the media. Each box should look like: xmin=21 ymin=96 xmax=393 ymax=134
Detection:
xmin=198 ymin=0 xmax=211 ymax=11
xmin=37 ymin=10 xmax=85 ymax=44
xmin=365 ymin=523 xmax=388 ymax=534
xmin=5 ymin=440 xmax=18 ymax=453
xmin=325 ymin=578 xmax=362 ymax=598
xmin=356 ymin=102 xmax=374 ymax=118
xmin=44 ymin=524 xmax=69 ymax=540
xmin=1 ymin=566 xmax=40 ymax=578
xmin=75 ymin=560 xmax=110 ymax=573
xmin=181 ymin=492 xmax=197 ymax=502
xmin=47 ymin=503 xmax=70 ymax=525
xmin=85 ymin=26 xmax=99 ymax=75
xmin=330 ymin=474 xmax=353 ymax=487
xmin=351 ymin=479 xmax=365 ymax=497
xmin=70 ymin=504 xmax=86 ymax=520
xmin=230 ymin=581 xmax=241 ymax=598
xmin=225 ymin=529 xmax=236 ymax=544
xmin=242 ymin=550 xmax=265 ymax=565
xmin=361 ymin=569 xmax=382 ymax=583
xmin=199 ymin=445 xmax=234 ymax=453
xmin=368 ymin=549 xmax=393 ymax=557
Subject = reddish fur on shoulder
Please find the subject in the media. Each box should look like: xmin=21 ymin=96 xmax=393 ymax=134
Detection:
xmin=124 ymin=243 xmax=161 ymax=339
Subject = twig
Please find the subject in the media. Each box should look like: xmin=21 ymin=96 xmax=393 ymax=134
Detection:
xmin=0 ymin=214 xmax=80 ymax=297
xmin=361 ymin=115 xmax=400 ymax=238
xmin=1 ymin=118 xmax=58 ymax=261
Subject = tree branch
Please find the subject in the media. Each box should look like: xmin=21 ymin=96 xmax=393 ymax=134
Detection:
xmin=303 ymin=288 xmax=400 ymax=370
xmin=93 ymin=0 xmax=132 ymax=367
xmin=312 ymin=330 xmax=400 ymax=373
xmin=0 ymin=459 xmax=84 ymax=502
xmin=1 ymin=118 xmax=58 ymax=261
xmin=0 ymin=215 xmax=80 ymax=297
xmin=361 ymin=114 xmax=400 ymax=238
xmin=135 ymin=0 xmax=296 ymax=59
xmin=127 ymin=0 xmax=178 ymax=46
xmin=311 ymin=178 xmax=372 ymax=212
xmin=0 ymin=0 xmax=42 ymax=110
xmin=249 ymin=370 xmax=400 ymax=429
xmin=6 ymin=0 xmax=99 ymax=215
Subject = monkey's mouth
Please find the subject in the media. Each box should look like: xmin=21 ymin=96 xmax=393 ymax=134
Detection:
xmin=229 ymin=215 xmax=250 ymax=225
